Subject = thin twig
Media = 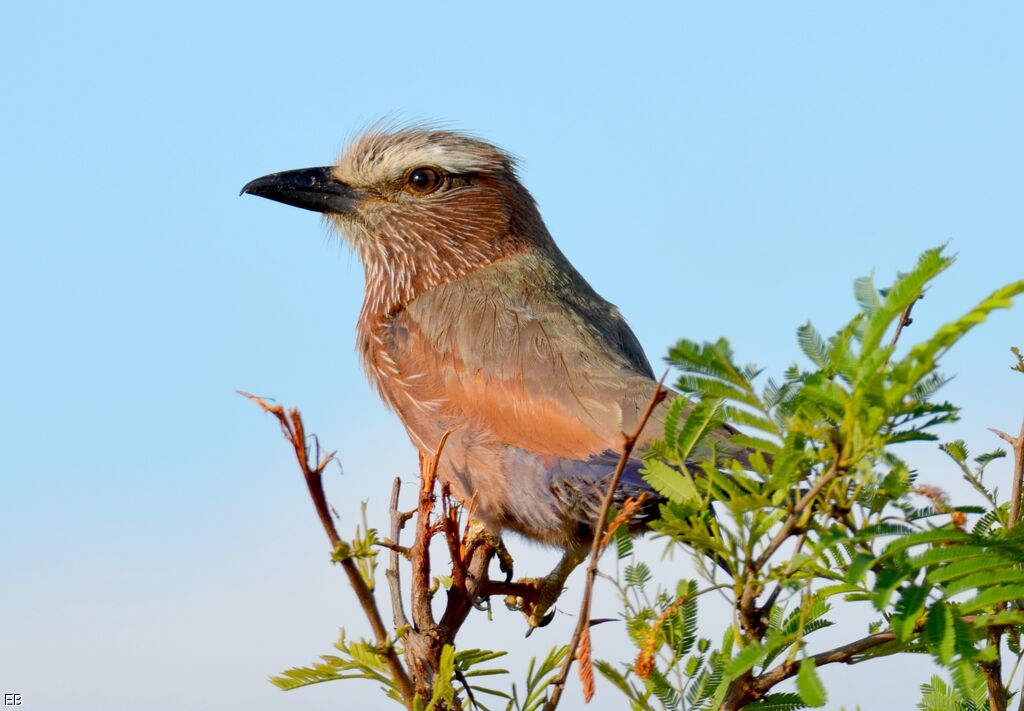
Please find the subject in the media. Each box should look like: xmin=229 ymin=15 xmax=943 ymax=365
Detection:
xmin=387 ymin=477 xmax=411 ymax=630
xmin=543 ymin=378 xmax=668 ymax=711
xmin=750 ymin=628 xmax=900 ymax=695
xmin=983 ymin=417 xmax=1024 ymax=711
xmin=990 ymin=418 xmax=1024 ymax=528
xmin=737 ymin=617 xmax=972 ymax=708
xmin=441 ymin=483 xmax=469 ymax=591
xmin=753 ymin=463 xmax=840 ymax=571
xmin=241 ymin=392 xmax=415 ymax=707
xmin=403 ymin=428 xmax=501 ymax=704
xmin=757 ymin=534 xmax=806 ymax=620
xmin=410 ymin=438 xmax=446 ymax=632
xmin=981 ymin=626 xmax=1008 ymax=711
xmin=888 ymin=297 xmax=920 ymax=349
xmin=377 ymin=539 xmax=412 ymax=557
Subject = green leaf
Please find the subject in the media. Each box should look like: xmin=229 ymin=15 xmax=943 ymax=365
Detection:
xmin=675 ymin=397 xmax=725 ymax=462
xmin=881 ymin=528 xmax=971 ymax=557
xmin=926 ymin=554 xmax=1020 ymax=585
xmin=908 ymin=545 xmax=989 ymax=569
xmin=853 ymin=274 xmax=882 ymax=317
xmin=939 ymin=440 xmax=969 ymax=464
xmin=917 ymin=673 xmax=987 ymax=711
xmin=728 ymin=432 xmax=782 ymax=457
xmin=860 ymin=247 xmax=952 ymax=356
xmin=796 ymin=658 xmax=827 ymax=707
xmin=846 ymin=553 xmax=874 ymax=584
xmin=892 ymin=584 xmax=929 ymax=641
xmin=796 ymin=322 xmax=830 ymax=369
xmin=960 ymin=584 xmax=1024 ymax=614
xmin=924 ymin=603 xmax=956 ymax=665
xmin=724 ymin=641 xmax=765 ymax=678
xmin=641 ymin=459 xmax=699 ymax=506
xmin=614 ymin=519 xmax=634 ymax=559
xmin=662 ymin=396 xmax=686 ymax=446
xmin=942 ymin=568 xmax=1024 ymax=598
xmin=625 ymin=562 xmax=652 ymax=588
xmin=900 ymin=276 xmax=1024 ymax=387
xmin=745 ymin=692 xmax=808 ymax=710
xmin=425 ymin=645 xmax=456 ymax=711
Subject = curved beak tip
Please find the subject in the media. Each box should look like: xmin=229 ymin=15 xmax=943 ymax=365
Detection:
xmin=239 ymin=177 xmax=266 ymax=198
xmin=238 ymin=167 xmax=358 ymax=215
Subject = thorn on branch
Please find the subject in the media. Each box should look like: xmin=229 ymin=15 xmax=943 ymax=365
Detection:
xmin=377 ymin=539 xmax=412 ymax=558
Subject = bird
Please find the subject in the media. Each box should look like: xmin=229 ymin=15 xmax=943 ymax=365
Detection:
xmin=242 ymin=126 xmax=742 ymax=629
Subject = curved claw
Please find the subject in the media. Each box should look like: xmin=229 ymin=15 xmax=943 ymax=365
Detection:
xmin=538 ymin=608 xmax=556 ymax=627
xmin=473 ymin=596 xmax=491 ymax=612
xmin=524 ymin=609 xmax=557 ymax=637
xmin=496 ymin=544 xmax=515 ymax=584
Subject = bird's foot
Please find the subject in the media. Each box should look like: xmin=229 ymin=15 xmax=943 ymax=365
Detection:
xmin=463 ymin=521 xmax=515 ymax=580
xmin=503 ymin=575 xmax=561 ymax=633
xmin=463 ymin=522 xmax=515 ymax=610
xmin=504 ymin=549 xmax=586 ymax=635
xmin=495 ymin=540 xmax=515 ymax=584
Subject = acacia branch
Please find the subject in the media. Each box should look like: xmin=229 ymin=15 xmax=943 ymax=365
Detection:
xmin=441 ymin=483 xmax=468 ymax=591
xmin=750 ymin=628 xmax=899 ymax=695
xmin=980 ymin=415 xmax=1024 ymax=711
xmin=241 ymin=392 xmax=415 ymax=708
xmin=410 ymin=437 xmax=449 ymax=632
xmin=982 ymin=626 xmax=1008 ymax=711
xmin=544 ymin=378 xmax=667 ymax=711
xmin=387 ymin=477 xmax=411 ymax=631
xmin=757 ymin=534 xmax=806 ymax=621
xmin=753 ymin=462 xmax=840 ymax=571
xmin=990 ymin=417 xmax=1024 ymax=528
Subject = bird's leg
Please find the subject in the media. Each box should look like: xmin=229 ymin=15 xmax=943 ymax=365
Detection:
xmin=462 ymin=521 xmax=514 ymax=610
xmin=504 ymin=547 xmax=587 ymax=633
xmin=494 ymin=538 xmax=515 ymax=584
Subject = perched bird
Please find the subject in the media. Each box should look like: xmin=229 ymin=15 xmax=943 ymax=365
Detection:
xmin=242 ymin=127 xmax=739 ymax=628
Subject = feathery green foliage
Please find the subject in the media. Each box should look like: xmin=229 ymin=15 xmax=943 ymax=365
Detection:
xmin=600 ymin=247 xmax=1024 ymax=709
xmin=271 ymin=247 xmax=1023 ymax=711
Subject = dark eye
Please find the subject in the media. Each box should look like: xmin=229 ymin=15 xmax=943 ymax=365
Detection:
xmin=407 ymin=167 xmax=443 ymax=194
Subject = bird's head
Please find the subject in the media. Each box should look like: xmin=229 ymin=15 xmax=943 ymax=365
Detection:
xmin=242 ymin=127 xmax=550 ymax=311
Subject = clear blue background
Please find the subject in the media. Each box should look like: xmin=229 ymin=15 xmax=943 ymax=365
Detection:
xmin=2 ymin=2 xmax=1022 ymax=709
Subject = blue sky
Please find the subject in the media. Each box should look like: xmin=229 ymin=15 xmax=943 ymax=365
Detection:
xmin=2 ymin=2 xmax=1022 ymax=709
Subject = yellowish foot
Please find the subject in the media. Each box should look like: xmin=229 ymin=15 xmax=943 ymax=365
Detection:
xmin=463 ymin=522 xmax=515 ymax=611
xmin=504 ymin=549 xmax=586 ymax=633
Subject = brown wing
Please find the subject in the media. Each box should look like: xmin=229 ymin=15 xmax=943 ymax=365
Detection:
xmin=392 ymin=252 xmax=671 ymax=461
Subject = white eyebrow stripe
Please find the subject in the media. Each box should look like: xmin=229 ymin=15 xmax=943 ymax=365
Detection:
xmin=390 ymin=146 xmax=492 ymax=174
xmin=372 ymin=147 xmax=498 ymax=182
xmin=335 ymin=128 xmax=516 ymax=187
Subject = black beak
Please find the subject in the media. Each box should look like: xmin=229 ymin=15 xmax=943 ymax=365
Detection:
xmin=240 ymin=167 xmax=363 ymax=215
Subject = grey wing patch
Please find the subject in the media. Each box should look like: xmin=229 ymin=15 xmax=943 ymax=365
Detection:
xmin=546 ymin=250 xmax=655 ymax=379
xmin=502 ymin=445 xmax=664 ymax=536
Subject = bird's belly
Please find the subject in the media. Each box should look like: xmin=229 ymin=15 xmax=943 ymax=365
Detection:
xmin=367 ymin=360 xmax=578 ymax=544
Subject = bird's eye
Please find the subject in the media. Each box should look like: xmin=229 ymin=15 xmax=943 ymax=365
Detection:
xmin=406 ymin=167 xmax=443 ymax=195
